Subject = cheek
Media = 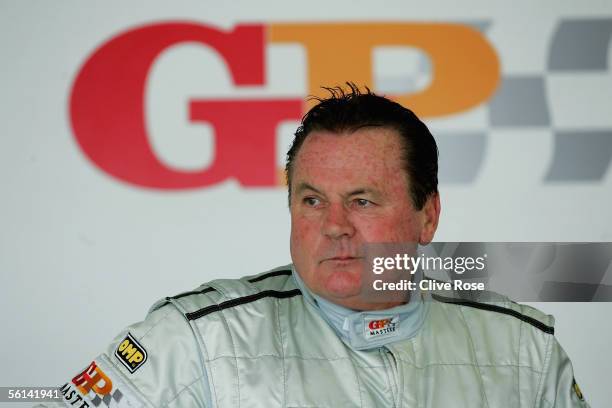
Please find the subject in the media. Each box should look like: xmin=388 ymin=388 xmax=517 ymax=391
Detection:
xmin=291 ymin=215 xmax=316 ymax=239
xmin=290 ymin=215 xmax=319 ymax=257
xmin=358 ymin=221 xmax=399 ymax=242
xmin=394 ymin=213 xmax=422 ymax=242
xmin=355 ymin=211 xmax=421 ymax=243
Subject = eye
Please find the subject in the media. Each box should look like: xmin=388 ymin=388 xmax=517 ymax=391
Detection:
xmin=354 ymin=198 xmax=373 ymax=208
xmin=303 ymin=196 xmax=321 ymax=207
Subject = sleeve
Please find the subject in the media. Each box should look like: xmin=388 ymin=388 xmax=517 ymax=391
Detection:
xmin=537 ymin=336 xmax=590 ymax=408
xmin=35 ymin=301 xmax=212 ymax=408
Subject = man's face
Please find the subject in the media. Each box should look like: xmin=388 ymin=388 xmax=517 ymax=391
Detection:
xmin=289 ymin=127 xmax=439 ymax=310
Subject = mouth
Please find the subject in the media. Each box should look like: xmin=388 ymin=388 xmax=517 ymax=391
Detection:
xmin=322 ymin=256 xmax=363 ymax=263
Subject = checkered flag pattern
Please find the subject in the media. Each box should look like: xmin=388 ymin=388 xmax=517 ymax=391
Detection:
xmin=375 ymin=18 xmax=612 ymax=185
xmin=90 ymin=389 xmax=123 ymax=407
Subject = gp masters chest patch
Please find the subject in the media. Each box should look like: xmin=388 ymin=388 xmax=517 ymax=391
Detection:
xmin=114 ymin=333 xmax=147 ymax=373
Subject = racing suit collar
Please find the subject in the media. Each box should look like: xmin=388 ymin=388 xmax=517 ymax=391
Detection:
xmin=291 ymin=266 xmax=429 ymax=351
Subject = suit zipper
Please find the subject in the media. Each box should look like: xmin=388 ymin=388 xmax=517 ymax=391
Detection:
xmin=380 ymin=347 xmax=401 ymax=408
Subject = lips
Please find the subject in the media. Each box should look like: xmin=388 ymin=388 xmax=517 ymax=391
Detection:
xmin=322 ymin=256 xmax=363 ymax=263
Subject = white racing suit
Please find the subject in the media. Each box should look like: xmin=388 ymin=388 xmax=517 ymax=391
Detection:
xmin=39 ymin=265 xmax=590 ymax=407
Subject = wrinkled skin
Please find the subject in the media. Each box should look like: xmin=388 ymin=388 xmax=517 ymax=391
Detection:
xmin=289 ymin=128 xmax=441 ymax=310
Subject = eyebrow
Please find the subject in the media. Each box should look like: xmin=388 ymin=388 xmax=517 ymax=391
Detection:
xmin=347 ymin=188 xmax=372 ymax=196
xmin=295 ymin=182 xmax=323 ymax=196
xmin=295 ymin=183 xmax=377 ymax=197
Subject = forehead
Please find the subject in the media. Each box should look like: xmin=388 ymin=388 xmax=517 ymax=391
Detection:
xmin=292 ymin=127 xmax=408 ymax=191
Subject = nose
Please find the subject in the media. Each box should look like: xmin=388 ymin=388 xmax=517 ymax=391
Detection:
xmin=322 ymin=203 xmax=355 ymax=239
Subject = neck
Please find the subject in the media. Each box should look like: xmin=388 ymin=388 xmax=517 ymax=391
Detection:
xmin=319 ymin=295 xmax=408 ymax=311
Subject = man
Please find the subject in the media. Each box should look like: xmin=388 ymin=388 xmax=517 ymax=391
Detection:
xmin=43 ymin=85 xmax=589 ymax=407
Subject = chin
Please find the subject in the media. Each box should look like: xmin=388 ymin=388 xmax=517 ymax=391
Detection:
xmin=322 ymin=266 xmax=363 ymax=299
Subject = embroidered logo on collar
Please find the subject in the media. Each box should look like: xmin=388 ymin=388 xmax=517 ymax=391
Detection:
xmin=115 ymin=333 xmax=148 ymax=373
xmin=364 ymin=316 xmax=399 ymax=339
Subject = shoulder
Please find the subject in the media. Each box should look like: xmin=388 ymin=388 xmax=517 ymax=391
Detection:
xmin=56 ymin=265 xmax=301 ymax=408
xmin=423 ymin=287 xmax=556 ymax=374
xmin=153 ymin=264 xmax=301 ymax=321
xmin=430 ymin=290 xmax=555 ymax=335
xmin=154 ymin=264 xmax=305 ymax=365
xmin=430 ymin=291 xmax=591 ymax=406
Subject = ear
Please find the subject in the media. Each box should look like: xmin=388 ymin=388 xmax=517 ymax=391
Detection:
xmin=419 ymin=193 xmax=441 ymax=245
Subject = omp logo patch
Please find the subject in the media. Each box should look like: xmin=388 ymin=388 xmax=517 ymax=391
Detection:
xmin=115 ymin=333 xmax=147 ymax=373
xmin=365 ymin=316 xmax=399 ymax=339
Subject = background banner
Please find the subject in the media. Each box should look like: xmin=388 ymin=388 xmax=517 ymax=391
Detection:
xmin=1 ymin=1 xmax=611 ymax=406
